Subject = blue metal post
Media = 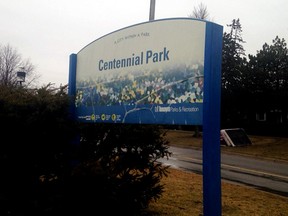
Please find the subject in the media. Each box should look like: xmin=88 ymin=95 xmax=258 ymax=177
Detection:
xmin=68 ymin=53 xmax=77 ymax=119
xmin=68 ymin=53 xmax=80 ymax=167
xmin=202 ymin=22 xmax=223 ymax=216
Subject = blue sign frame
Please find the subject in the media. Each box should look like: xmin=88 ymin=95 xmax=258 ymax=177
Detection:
xmin=69 ymin=18 xmax=223 ymax=216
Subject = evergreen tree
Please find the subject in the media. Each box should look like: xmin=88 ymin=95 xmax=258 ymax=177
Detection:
xmin=247 ymin=36 xmax=288 ymax=119
xmin=222 ymin=18 xmax=246 ymax=92
xmin=221 ymin=19 xmax=248 ymax=128
xmin=248 ymin=36 xmax=288 ymax=93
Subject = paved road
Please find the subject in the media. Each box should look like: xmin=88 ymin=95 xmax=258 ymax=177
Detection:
xmin=158 ymin=146 xmax=288 ymax=197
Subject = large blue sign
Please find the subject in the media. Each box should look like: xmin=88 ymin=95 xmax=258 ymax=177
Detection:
xmin=69 ymin=17 xmax=223 ymax=216
xmin=69 ymin=18 xmax=222 ymax=126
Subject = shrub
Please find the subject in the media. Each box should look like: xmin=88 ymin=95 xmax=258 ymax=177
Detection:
xmin=0 ymin=84 xmax=171 ymax=215
xmin=70 ymin=123 xmax=171 ymax=214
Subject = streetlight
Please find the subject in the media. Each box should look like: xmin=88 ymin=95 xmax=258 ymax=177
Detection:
xmin=17 ymin=69 xmax=26 ymax=86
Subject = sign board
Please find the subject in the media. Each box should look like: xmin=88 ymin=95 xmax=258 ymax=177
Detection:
xmin=69 ymin=17 xmax=223 ymax=216
xmin=69 ymin=18 xmax=222 ymax=125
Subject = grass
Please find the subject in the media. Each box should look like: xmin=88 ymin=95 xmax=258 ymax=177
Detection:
xmin=164 ymin=129 xmax=288 ymax=162
xmin=142 ymin=129 xmax=288 ymax=216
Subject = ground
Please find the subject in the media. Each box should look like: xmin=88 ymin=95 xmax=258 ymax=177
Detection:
xmin=142 ymin=129 xmax=288 ymax=215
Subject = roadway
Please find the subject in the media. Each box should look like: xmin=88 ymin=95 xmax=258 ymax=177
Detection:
xmin=158 ymin=146 xmax=288 ymax=197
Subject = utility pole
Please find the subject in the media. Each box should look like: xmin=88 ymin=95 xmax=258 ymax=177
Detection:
xmin=149 ymin=0 xmax=156 ymax=21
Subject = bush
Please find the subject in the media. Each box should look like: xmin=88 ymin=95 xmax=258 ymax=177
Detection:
xmin=0 ymin=84 xmax=171 ymax=215
xmin=0 ymin=84 xmax=77 ymax=215
xmin=70 ymin=123 xmax=171 ymax=214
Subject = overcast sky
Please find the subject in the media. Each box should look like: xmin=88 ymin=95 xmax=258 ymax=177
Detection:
xmin=1 ymin=0 xmax=287 ymax=87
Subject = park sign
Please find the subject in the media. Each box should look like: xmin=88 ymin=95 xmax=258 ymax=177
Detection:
xmin=69 ymin=18 xmax=223 ymax=215
xmin=68 ymin=18 xmax=223 ymax=126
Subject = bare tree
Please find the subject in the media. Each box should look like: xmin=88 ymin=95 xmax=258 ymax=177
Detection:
xmin=0 ymin=44 xmax=38 ymax=87
xmin=188 ymin=2 xmax=210 ymax=20
xmin=188 ymin=2 xmax=210 ymax=137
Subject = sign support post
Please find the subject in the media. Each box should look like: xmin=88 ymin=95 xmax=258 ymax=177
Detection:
xmin=202 ymin=22 xmax=223 ymax=216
